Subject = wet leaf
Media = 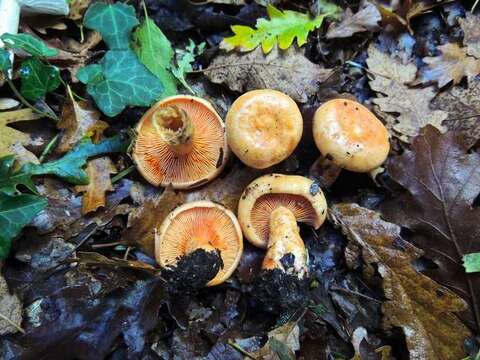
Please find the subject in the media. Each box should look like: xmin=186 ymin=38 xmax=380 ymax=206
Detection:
xmin=383 ymin=126 xmax=480 ymax=330
xmin=0 ymin=274 xmax=23 ymax=335
xmin=464 ymin=253 xmax=480 ymax=274
xmin=0 ymin=33 xmax=58 ymax=57
xmin=75 ymin=157 xmax=117 ymax=214
xmin=330 ymin=203 xmax=471 ymax=359
xmin=20 ymin=58 xmax=61 ymax=101
xmin=459 ymin=13 xmax=480 ymax=59
xmin=205 ymin=46 xmax=333 ymax=103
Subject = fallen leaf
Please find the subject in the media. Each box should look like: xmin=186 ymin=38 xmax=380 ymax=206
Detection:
xmin=75 ymin=252 xmax=157 ymax=273
xmin=459 ymin=13 xmax=480 ymax=59
xmin=0 ymin=274 xmax=23 ymax=335
xmin=330 ymin=203 xmax=471 ymax=359
xmin=69 ymin=0 xmax=92 ymax=21
xmin=351 ymin=327 xmax=393 ymax=360
xmin=420 ymin=43 xmax=480 ymax=87
xmin=383 ymin=126 xmax=480 ymax=330
xmin=172 ymin=40 xmax=205 ymax=93
xmin=205 ymin=46 xmax=333 ymax=103
xmin=252 ymin=318 xmax=301 ymax=360
xmin=326 ymin=0 xmax=381 ymax=39
xmin=366 ymin=45 xmax=447 ymax=140
xmin=75 ymin=157 xmax=117 ymax=214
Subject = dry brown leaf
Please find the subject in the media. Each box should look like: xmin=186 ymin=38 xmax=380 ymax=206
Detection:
xmin=326 ymin=0 xmax=381 ymax=39
xmin=329 ymin=203 xmax=471 ymax=360
xmin=459 ymin=12 xmax=480 ymax=59
xmin=75 ymin=157 xmax=117 ymax=215
xmin=68 ymin=0 xmax=92 ymax=21
xmin=366 ymin=45 xmax=447 ymax=140
xmin=0 ymin=274 xmax=23 ymax=335
xmin=252 ymin=321 xmax=300 ymax=360
xmin=204 ymin=47 xmax=333 ymax=103
xmin=420 ymin=43 xmax=480 ymax=87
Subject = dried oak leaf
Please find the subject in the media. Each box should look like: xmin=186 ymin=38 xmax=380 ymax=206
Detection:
xmin=326 ymin=0 xmax=381 ymax=39
xmin=366 ymin=45 xmax=447 ymax=140
xmin=329 ymin=203 xmax=471 ymax=360
xmin=0 ymin=274 xmax=22 ymax=335
xmin=420 ymin=43 xmax=480 ymax=87
xmin=459 ymin=13 xmax=480 ymax=59
xmin=383 ymin=125 xmax=480 ymax=331
xmin=75 ymin=157 xmax=117 ymax=215
xmin=204 ymin=46 xmax=333 ymax=103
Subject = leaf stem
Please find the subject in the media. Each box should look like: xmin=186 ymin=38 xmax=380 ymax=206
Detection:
xmin=39 ymin=134 xmax=59 ymax=163
xmin=0 ymin=311 xmax=25 ymax=335
xmin=227 ymin=339 xmax=256 ymax=359
xmin=112 ymin=165 xmax=135 ymax=183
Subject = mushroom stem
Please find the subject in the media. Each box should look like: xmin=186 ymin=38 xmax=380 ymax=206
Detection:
xmin=152 ymin=106 xmax=195 ymax=155
xmin=262 ymin=206 xmax=308 ymax=279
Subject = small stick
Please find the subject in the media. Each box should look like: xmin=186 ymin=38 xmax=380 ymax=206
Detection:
xmin=227 ymin=339 xmax=257 ymax=360
xmin=0 ymin=311 xmax=25 ymax=334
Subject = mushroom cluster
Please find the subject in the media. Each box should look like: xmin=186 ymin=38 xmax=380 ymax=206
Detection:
xmin=133 ymin=90 xmax=389 ymax=295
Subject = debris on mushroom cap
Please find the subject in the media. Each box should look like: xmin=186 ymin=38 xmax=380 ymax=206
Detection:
xmin=155 ymin=200 xmax=243 ymax=286
xmin=313 ymin=99 xmax=390 ymax=173
xmin=238 ymin=174 xmax=327 ymax=248
xmin=226 ymin=89 xmax=303 ymax=169
xmin=133 ymin=95 xmax=228 ymax=189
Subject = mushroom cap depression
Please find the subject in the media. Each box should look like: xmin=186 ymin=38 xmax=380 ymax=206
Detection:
xmin=238 ymin=174 xmax=327 ymax=248
xmin=313 ymin=99 xmax=389 ymax=172
xmin=155 ymin=201 xmax=243 ymax=286
xmin=226 ymin=89 xmax=303 ymax=169
xmin=133 ymin=95 xmax=228 ymax=189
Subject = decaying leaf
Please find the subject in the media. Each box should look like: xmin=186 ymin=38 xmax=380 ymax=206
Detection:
xmin=68 ymin=0 xmax=92 ymax=21
xmin=75 ymin=252 xmax=157 ymax=273
xmin=366 ymin=45 xmax=447 ymax=140
xmin=351 ymin=327 xmax=392 ymax=360
xmin=459 ymin=13 xmax=480 ymax=59
xmin=75 ymin=157 xmax=117 ymax=214
xmin=252 ymin=321 xmax=300 ymax=360
xmin=0 ymin=274 xmax=23 ymax=335
xmin=330 ymin=203 xmax=471 ymax=359
xmin=420 ymin=43 xmax=480 ymax=87
xmin=326 ymin=0 xmax=381 ymax=39
xmin=205 ymin=47 xmax=333 ymax=103
xmin=383 ymin=126 xmax=480 ymax=331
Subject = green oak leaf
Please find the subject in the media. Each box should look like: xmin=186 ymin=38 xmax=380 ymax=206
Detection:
xmin=23 ymin=136 xmax=129 ymax=185
xmin=0 ymin=48 xmax=11 ymax=73
xmin=0 ymin=192 xmax=47 ymax=259
xmin=0 ymin=155 xmax=36 ymax=195
xmin=78 ymin=49 xmax=164 ymax=116
xmin=84 ymin=2 xmax=139 ymax=50
xmin=172 ymin=40 xmax=205 ymax=94
xmin=132 ymin=16 xmax=177 ymax=97
xmin=0 ymin=33 xmax=58 ymax=57
xmin=463 ymin=253 xmax=480 ymax=273
xmin=20 ymin=58 xmax=61 ymax=101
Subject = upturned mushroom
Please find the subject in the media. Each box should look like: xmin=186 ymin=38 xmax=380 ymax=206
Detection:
xmin=133 ymin=95 xmax=228 ymax=189
xmin=226 ymin=89 xmax=303 ymax=169
xmin=155 ymin=200 xmax=243 ymax=289
xmin=313 ymin=99 xmax=389 ymax=174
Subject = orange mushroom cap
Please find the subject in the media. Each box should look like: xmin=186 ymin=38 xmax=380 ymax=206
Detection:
xmin=226 ymin=89 xmax=303 ymax=169
xmin=313 ymin=99 xmax=390 ymax=172
xmin=155 ymin=200 xmax=243 ymax=286
xmin=133 ymin=95 xmax=228 ymax=189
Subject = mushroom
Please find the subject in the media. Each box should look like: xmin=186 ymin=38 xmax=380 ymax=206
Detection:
xmin=155 ymin=200 xmax=243 ymax=288
xmin=133 ymin=95 xmax=228 ymax=189
xmin=312 ymin=99 xmax=390 ymax=173
xmin=226 ymin=89 xmax=303 ymax=169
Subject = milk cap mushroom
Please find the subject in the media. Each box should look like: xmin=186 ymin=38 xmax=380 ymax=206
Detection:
xmin=155 ymin=200 xmax=243 ymax=287
xmin=133 ymin=95 xmax=228 ymax=189
xmin=226 ymin=89 xmax=303 ymax=169
xmin=313 ymin=99 xmax=389 ymax=172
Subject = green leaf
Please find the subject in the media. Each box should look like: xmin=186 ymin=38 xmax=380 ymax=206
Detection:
xmin=78 ymin=49 xmax=164 ymax=116
xmin=171 ymin=40 xmax=205 ymax=93
xmin=0 ymin=155 xmax=36 ymax=195
xmin=23 ymin=136 xmax=129 ymax=185
xmin=0 ymin=49 xmax=11 ymax=73
xmin=269 ymin=338 xmax=296 ymax=360
xmin=463 ymin=253 xmax=480 ymax=273
xmin=316 ymin=0 xmax=342 ymax=19
xmin=0 ymin=33 xmax=59 ymax=57
xmin=132 ymin=16 xmax=177 ymax=97
xmin=0 ymin=193 xmax=47 ymax=259
xmin=20 ymin=58 xmax=61 ymax=101
xmin=221 ymin=4 xmax=337 ymax=53
xmin=84 ymin=2 xmax=139 ymax=50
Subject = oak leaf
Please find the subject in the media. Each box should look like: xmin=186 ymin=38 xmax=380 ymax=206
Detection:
xmin=459 ymin=13 xmax=480 ymax=59
xmin=382 ymin=125 xmax=480 ymax=330
xmin=366 ymin=45 xmax=447 ymax=140
xmin=330 ymin=203 xmax=471 ymax=360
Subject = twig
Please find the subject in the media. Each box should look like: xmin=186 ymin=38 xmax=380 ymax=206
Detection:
xmin=472 ymin=0 xmax=479 ymax=12
xmin=112 ymin=165 xmax=135 ymax=183
xmin=227 ymin=339 xmax=257 ymax=360
xmin=91 ymin=241 xmax=124 ymax=249
xmin=0 ymin=312 xmax=25 ymax=334
xmin=39 ymin=134 xmax=59 ymax=163
xmin=331 ymin=286 xmax=382 ymax=303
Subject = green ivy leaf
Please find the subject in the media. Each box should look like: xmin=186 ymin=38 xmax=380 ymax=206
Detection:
xmin=463 ymin=253 xmax=480 ymax=273
xmin=132 ymin=16 xmax=177 ymax=96
xmin=0 ymin=193 xmax=47 ymax=259
xmin=0 ymin=48 xmax=11 ymax=73
xmin=0 ymin=155 xmax=36 ymax=195
xmin=221 ymin=4 xmax=339 ymax=53
xmin=171 ymin=40 xmax=205 ymax=93
xmin=78 ymin=49 xmax=164 ymax=116
xmin=84 ymin=2 xmax=139 ymax=50
xmin=0 ymin=33 xmax=59 ymax=57
xmin=20 ymin=58 xmax=61 ymax=101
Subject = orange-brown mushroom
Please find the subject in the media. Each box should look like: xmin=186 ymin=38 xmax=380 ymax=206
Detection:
xmin=226 ymin=89 xmax=303 ymax=169
xmin=133 ymin=96 xmax=228 ymax=189
xmin=155 ymin=200 xmax=243 ymax=287
xmin=313 ymin=99 xmax=389 ymax=173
